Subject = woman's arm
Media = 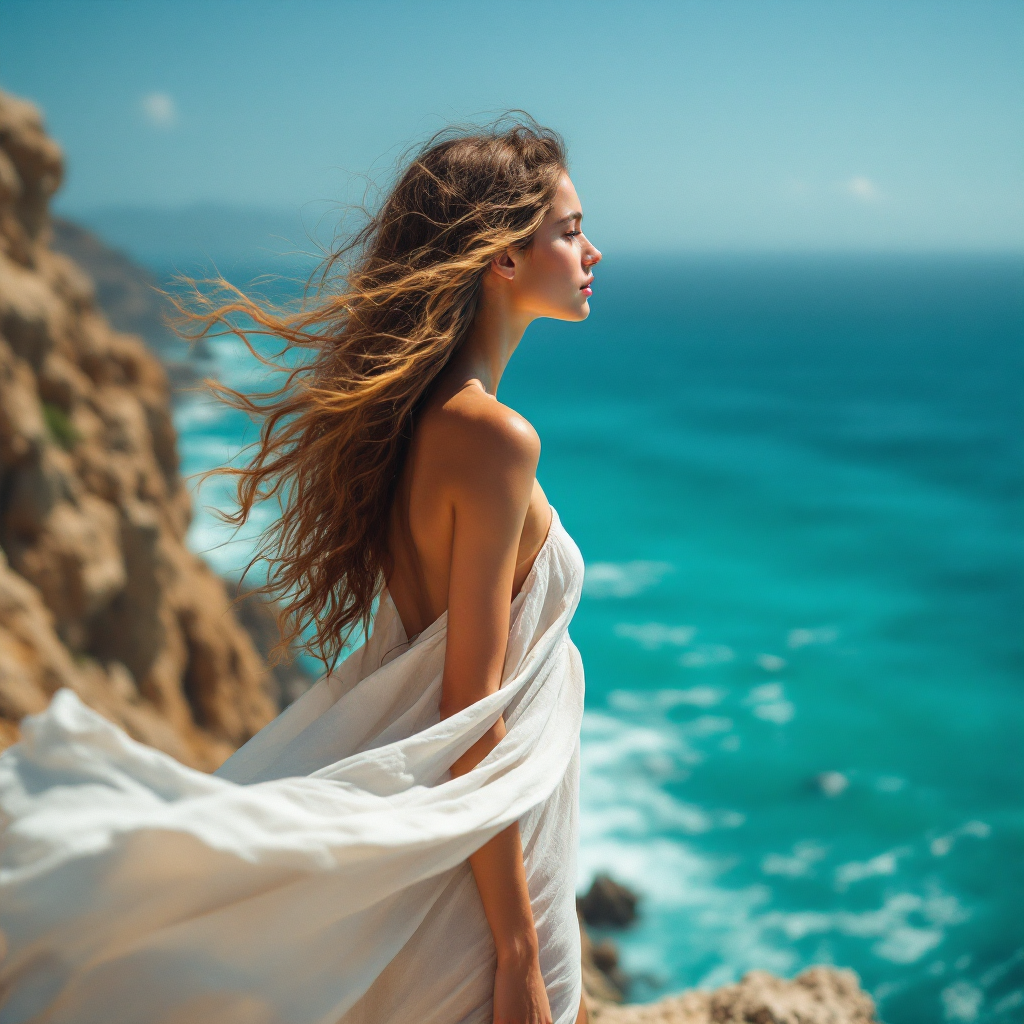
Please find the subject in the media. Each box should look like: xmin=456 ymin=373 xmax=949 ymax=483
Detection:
xmin=438 ymin=403 xmax=553 ymax=1024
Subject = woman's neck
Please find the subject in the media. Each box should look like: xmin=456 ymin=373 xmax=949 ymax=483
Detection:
xmin=452 ymin=284 xmax=534 ymax=396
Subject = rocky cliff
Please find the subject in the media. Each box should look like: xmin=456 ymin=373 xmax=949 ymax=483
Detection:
xmin=0 ymin=88 xmax=277 ymax=769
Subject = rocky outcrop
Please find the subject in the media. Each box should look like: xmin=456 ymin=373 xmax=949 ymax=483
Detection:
xmin=577 ymin=873 xmax=878 ymax=1023
xmin=585 ymin=966 xmax=878 ymax=1023
xmin=579 ymin=872 xmax=642 ymax=929
xmin=0 ymin=88 xmax=277 ymax=769
xmin=579 ymin=911 xmax=631 ymax=1004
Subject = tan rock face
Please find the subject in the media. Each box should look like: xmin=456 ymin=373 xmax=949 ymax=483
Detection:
xmin=585 ymin=965 xmax=878 ymax=1023
xmin=0 ymin=88 xmax=277 ymax=770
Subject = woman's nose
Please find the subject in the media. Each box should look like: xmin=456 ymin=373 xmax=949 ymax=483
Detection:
xmin=584 ymin=245 xmax=602 ymax=267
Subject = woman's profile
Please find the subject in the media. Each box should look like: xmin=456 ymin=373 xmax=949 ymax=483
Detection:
xmin=0 ymin=117 xmax=601 ymax=1024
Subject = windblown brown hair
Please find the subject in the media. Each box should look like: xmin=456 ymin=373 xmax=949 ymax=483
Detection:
xmin=174 ymin=115 xmax=568 ymax=669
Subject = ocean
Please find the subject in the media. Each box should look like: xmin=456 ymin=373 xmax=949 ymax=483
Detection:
xmin=170 ymin=252 xmax=1024 ymax=1024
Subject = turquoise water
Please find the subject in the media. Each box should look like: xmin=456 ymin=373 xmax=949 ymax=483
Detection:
xmin=171 ymin=254 xmax=1024 ymax=1023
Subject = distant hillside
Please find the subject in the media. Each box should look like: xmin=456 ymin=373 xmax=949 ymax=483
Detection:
xmin=51 ymin=218 xmax=182 ymax=356
xmin=50 ymin=217 xmax=208 ymax=388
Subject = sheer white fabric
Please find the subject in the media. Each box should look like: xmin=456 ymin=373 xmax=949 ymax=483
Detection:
xmin=0 ymin=507 xmax=586 ymax=1024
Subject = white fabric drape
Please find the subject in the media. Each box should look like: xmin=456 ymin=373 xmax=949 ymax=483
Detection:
xmin=0 ymin=508 xmax=586 ymax=1024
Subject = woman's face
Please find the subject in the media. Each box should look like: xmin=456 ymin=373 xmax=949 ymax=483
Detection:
xmin=509 ymin=173 xmax=602 ymax=322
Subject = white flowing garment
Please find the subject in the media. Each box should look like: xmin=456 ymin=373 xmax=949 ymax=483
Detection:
xmin=0 ymin=507 xmax=586 ymax=1024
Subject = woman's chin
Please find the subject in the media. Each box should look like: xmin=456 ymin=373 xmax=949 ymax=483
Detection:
xmin=545 ymin=299 xmax=591 ymax=322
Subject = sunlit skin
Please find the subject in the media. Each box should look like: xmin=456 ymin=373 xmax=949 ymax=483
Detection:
xmin=385 ymin=173 xmax=601 ymax=1024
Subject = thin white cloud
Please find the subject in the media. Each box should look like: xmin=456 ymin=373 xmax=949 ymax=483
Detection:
xmin=141 ymin=92 xmax=177 ymax=128
xmin=845 ymin=175 xmax=881 ymax=202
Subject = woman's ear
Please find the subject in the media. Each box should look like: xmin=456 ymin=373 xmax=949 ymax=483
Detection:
xmin=489 ymin=249 xmax=517 ymax=282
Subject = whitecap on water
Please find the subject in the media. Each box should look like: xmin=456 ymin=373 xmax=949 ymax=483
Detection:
xmin=753 ymin=700 xmax=795 ymax=724
xmin=680 ymin=715 xmax=733 ymax=739
xmin=787 ymin=626 xmax=839 ymax=649
xmin=746 ymin=683 xmax=784 ymax=703
xmin=834 ymin=847 xmax=911 ymax=890
xmin=816 ymin=771 xmax=849 ymax=797
xmin=876 ymin=926 xmax=944 ymax=966
xmin=613 ymin=622 xmax=697 ymax=648
xmin=580 ymin=712 xmax=740 ymax=826
xmin=941 ymin=980 xmax=984 ymax=1022
xmin=930 ymin=820 xmax=991 ymax=857
xmin=679 ymin=644 xmax=735 ymax=668
xmin=582 ymin=561 xmax=673 ymax=598
xmin=761 ymin=841 xmax=828 ymax=878
xmin=172 ymin=394 xmax=228 ymax=432
xmin=744 ymin=682 xmax=796 ymax=724
xmin=760 ymin=888 xmax=966 ymax=965
xmin=607 ymin=686 xmax=726 ymax=713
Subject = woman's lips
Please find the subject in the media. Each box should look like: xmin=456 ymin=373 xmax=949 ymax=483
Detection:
xmin=581 ymin=276 xmax=594 ymax=297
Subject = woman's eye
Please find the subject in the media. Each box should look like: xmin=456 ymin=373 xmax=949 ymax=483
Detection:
xmin=566 ymin=230 xmax=581 ymax=239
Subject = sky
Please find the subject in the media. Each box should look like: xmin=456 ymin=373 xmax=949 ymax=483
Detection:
xmin=1 ymin=0 xmax=1022 ymax=253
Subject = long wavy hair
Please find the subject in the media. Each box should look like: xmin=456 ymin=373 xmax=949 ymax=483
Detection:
xmin=175 ymin=115 xmax=568 ymax=668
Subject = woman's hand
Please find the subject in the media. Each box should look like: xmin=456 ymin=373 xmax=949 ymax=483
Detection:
xmin=493 ymin=944 xmax=553 ymax=1024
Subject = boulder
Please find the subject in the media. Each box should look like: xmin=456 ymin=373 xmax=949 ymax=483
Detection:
xmin=579 ymin=873 xmax=641 ymax=928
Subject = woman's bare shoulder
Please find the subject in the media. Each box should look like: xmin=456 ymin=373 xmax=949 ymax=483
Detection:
xmin=417 ymin=384 xmax=539 ymax=497
xmin=424 ymin=384 xmax=538 ymax=463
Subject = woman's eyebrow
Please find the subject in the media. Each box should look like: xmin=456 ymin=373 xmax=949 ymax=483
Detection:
xmin=558 ymin=211 xmax=584 ymax=223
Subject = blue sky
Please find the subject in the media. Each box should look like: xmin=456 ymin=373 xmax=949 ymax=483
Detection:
xmin=1 ymin=0 xmax=1021 ymax=252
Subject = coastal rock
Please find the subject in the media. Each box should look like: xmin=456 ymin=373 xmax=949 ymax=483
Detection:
xmin=585 ymin=965 xmax=878 ymax=1023
xmin=0 ymin=87 xmax=277 ymax=770
xmin=579 ymin=910 xmax=627 ymax=1004
xmin=579 ymin=872 xmax=641 ymax=928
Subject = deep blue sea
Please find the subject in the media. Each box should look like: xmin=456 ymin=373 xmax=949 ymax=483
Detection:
xmin=169 ymin=253 xmax=1024 ymax=1024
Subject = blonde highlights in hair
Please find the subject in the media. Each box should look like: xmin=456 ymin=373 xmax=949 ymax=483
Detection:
xmin=175 ymin=116 xmax=567 ymax=668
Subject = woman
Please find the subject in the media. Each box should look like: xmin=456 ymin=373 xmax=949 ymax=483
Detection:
xmin=0 ymin=118 xmax=601 ymax=1024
